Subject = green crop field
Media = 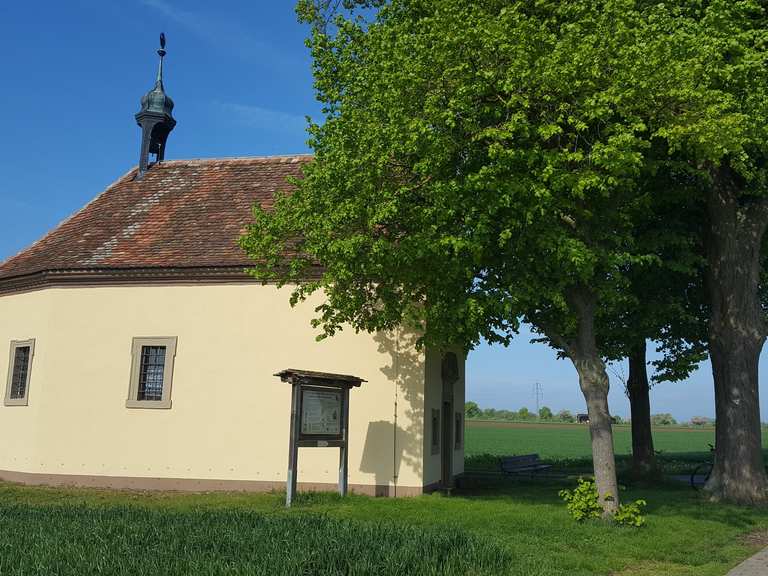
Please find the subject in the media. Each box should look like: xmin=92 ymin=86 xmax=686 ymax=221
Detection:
xmin=464 ymin=421 xmax=768 ymax=473
xmin=466 ymin=421 xmax=719 ymax=459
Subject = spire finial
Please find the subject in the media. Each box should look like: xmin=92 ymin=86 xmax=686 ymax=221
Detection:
xmin=135 ymin=32 xmax=176 ymax=179
xmin=155 ymin=33 xmax=167 ymax=88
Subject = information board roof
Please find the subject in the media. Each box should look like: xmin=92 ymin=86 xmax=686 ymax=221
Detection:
xmin=275 ymin=369 xmax=365 ymax=387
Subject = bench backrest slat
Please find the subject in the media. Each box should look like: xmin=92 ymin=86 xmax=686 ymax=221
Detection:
xmin=500 ymin=454 xmax=541 ymax=468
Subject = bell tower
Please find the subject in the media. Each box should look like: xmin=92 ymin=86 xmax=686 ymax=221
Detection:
xmin=135 ymin=33 xmax=176 ymax=179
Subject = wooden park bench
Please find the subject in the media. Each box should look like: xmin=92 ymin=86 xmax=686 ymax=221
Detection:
xmin=499 ymin=454 xmax=552 ymax=476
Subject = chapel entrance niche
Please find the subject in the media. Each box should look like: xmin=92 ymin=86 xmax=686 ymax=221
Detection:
xmin=441 ymin=352 xmax=459 ymax=489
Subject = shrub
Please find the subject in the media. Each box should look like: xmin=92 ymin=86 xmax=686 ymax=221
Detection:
xmin=557 ymin=409 xmax=575 ymax=423
xmin=651 ymin=413 xmax=678 ymax=426
xmin=614 ymin=499 xmax=648 ymax=527
xmin=559 ymin=478 xmax=647 ymax=527
xmin=559 ymin=478 xmax=603 ymax=522
xmin=464 ymin=401 xmax=481 ymax=419
xmin=689 ymin=416 xmax=713 ymax=427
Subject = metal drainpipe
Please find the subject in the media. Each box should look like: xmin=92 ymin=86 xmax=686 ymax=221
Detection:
xmin=393 ymin=330 xmax=399 ymax=498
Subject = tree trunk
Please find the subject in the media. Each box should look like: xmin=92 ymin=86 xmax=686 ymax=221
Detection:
xmin=627 ymin=341 xmax=657 ymax=478
xmin=567 ymin=288 xmax=621 ymax=516
xmin=704 ymin=166 xmax=768 ymax=504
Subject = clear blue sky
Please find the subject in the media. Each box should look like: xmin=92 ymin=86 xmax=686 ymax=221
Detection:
xmin=1 ymin=0 xmax=765 ymax=422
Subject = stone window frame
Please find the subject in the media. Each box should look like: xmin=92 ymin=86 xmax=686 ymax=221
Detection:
xmin=4 ymin=339 xmax=35 ymax=407
xmin=126 ymin=337 xmax=177 ymax=409
xmin=431 ymin=408 xmax=440 ymax=455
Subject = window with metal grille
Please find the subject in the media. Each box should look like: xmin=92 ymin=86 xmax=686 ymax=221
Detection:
xmin=5 ymin=339 xmax=35 ymax=407
xmin=137 ymin=346 xmax=166 ymax=401
xmin=10 ymin=346 xmax=31 ymax=399
xmin=127 ymin=337 xmax=177 ymax=409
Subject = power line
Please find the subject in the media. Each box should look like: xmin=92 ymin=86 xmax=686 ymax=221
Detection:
xmin=533 ymin=382 xmax=544 ymax=415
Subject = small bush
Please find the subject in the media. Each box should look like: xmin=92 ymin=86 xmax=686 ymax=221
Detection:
xmin=559 ymin=478 xmax=647 ymax=527
xmin=559 ymin=478 xmax=603 ymax=522
xmin=615 ymin=499 xmax=647 ymax=527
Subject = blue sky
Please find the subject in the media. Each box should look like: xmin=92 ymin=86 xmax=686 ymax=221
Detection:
xmin=1 ymin=0 xmax=765 ymax=422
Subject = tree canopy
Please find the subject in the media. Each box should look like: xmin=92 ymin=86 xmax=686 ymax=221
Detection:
xmin=243 ymin=0 xmax=662 ymax=350
xmin=242 ymin=0 xmax=768 ymax=505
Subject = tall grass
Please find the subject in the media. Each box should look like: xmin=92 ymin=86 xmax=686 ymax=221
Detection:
xmin=0 ymin=503 xmax=511 ymax=575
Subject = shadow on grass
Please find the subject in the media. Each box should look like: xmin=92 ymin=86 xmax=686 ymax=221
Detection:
xmin=460 ymin=456 xmax=768 ymax=531
xmin=639 ymin=490 xmax=768 ymax=529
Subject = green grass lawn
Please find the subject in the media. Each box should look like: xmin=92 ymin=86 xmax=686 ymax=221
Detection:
xmin=1 ymin=479 xmax=767 ymax=575
xmin=1 ymin=423 xmax=766 ymax=575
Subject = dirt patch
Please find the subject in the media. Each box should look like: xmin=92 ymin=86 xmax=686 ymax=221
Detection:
xmin=609 ymin=561 xmax=694 ymax=576
xmin=739 ymin=529 xmax=768 ymax=548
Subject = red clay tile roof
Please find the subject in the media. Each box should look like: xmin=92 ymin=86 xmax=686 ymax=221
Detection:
xmin=0 ymin=155 xmax=311 ymax=283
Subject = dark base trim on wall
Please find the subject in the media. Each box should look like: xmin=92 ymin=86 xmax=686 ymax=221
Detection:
xmin=0 ymin=469 xmax=428 ymax=497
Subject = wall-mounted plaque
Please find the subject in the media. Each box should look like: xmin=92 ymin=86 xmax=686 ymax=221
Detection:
xmin=301 ymin=388 xmax=342 ymax=436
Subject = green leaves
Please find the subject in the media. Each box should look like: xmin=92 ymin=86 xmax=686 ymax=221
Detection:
xmin=559 ymin=478 xmax=647 ymax=526
xmin=240 ymin=0 xmax=764 ymax=360
xmin=559 ymin=478 xmax=604 ymax=522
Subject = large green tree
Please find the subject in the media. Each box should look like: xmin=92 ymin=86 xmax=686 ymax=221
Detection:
xmin=242 ymin=0 xmax=678 ymax=515
xmin=634 ymin=0 xmax=768 ymax=503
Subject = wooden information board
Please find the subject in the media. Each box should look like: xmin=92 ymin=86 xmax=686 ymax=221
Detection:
xmin=274 ymin=369 xmax=365 ymax=507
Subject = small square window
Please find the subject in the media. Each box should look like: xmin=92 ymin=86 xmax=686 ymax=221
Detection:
xmin=126 ymin=337 xmax=177 ymax=409
xmin=431 ymin=408 xmax=440 ymax=455
xmin=454 ymin=412 xmax=463 ymax=449
xmin=4 ymin=339 xmax=35 ymax=407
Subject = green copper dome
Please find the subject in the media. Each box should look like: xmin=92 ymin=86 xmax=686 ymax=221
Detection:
xmin=140 ymin=81 xmax=175 ymax=117
xmin=137 ymin=42 xmax=175 ymax=119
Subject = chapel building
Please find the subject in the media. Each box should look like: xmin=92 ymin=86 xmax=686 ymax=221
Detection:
xmin=0 ymin=39 xmax=465 ymax=496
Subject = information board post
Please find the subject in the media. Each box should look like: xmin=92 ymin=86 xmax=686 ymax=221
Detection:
xmin=286 ymin=381 xmax=301 ymax=507
xmin=275 ymin=369 xmax=365 ymax=508
xmin=339 ymin=386 xmax=350 ymax=497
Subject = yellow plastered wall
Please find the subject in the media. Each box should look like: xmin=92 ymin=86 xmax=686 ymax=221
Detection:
xmin=0 ymin=284 xmax=429 ymax=491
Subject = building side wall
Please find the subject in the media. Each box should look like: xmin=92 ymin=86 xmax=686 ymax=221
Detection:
xmin=0 ymin=285 xmax=425 ymax=494
xmin=422 ymin=347 xmax=466 ymax=488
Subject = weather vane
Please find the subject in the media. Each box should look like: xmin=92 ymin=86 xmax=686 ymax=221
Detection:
xmin=158 ymin=32 xmax=166 ymax=57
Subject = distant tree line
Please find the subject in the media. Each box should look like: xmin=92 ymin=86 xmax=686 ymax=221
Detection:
xmin=465 ymin=402 xmax=717 ymax=428
xmin=464 ymin=401 xmax=595 ymax=424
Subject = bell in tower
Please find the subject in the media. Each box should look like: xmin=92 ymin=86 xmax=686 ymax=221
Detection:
xmin=135 ymin=33 xmax=176 ymax=179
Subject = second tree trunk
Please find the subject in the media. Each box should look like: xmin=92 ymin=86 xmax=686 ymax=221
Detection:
xmin=627 ymin=341 xmax=657 ymax=477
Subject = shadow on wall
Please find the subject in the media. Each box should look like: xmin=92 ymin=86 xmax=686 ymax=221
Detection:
xmin=360 ymin=330 xmax=423 ymax=493
xmin=360 ymin=421 xmax=400 ymax=496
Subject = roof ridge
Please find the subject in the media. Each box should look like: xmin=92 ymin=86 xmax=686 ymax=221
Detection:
xmin=157 ymin=154 xmax=314 ymax=166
